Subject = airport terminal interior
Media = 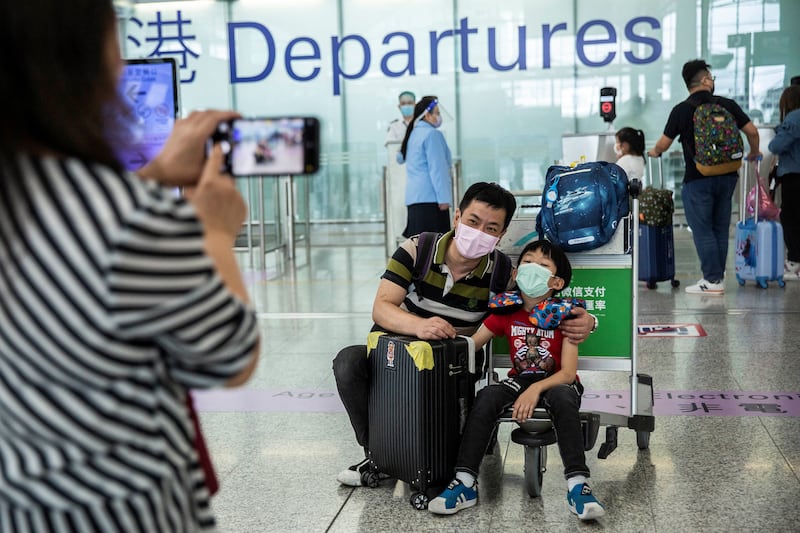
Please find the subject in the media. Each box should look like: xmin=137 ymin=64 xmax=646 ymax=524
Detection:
xmin=193 ymin=223 xmax=800 ymax=532
xmin=111 ymin=0 xmax=799 ymax=530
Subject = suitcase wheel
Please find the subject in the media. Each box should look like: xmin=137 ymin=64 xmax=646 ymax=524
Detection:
xmin=361 ymin=471 xmax=381 ymax=488
xmin=778 ymin=279 xmax=786 ymax=288
xmin=523 ymin=445 xmax=546 ymax=498
xmin=670 ymin=279 xmax=680 ymax=288
xmin=636 ymin=430 xmax=651 ymax=450
xmin=646 ymin=281 xmax=656 ymax=290
xmin=410 ymin=492 xmax=429 ymax=510
xmin=737 ymin=275 xmax=745 ymax=286
xmin=758 ymin=280 xmax=768 ymax=289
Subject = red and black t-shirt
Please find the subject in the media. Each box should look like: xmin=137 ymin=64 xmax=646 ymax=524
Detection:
xmin=483 ymin=306 xmax=565 ymax=378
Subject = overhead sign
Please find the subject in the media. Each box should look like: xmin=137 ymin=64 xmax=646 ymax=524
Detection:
xmin=753 ymin=31 xmax=796 ymax=66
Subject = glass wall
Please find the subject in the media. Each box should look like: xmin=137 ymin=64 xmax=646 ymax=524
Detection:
xmin=117 ymin=0 xmax=797 ymax=223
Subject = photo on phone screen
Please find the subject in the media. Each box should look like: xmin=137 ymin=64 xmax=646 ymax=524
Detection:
xmin=117 ymin=58 xmax=179 ymax=171
xmin=225 ymin=117 xmax=320 ymax=176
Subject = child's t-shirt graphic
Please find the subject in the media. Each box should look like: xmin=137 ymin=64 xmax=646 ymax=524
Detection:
xmin=483 ymin=307 xmax=564 ymax=377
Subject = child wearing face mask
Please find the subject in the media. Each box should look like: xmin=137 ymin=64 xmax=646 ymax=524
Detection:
xmin=614 ymin=127 xmax=646 ymax=181
xmin=429 ymin=239 xmax=605 ymax=521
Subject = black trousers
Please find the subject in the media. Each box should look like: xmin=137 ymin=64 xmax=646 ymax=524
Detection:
xmin=333 ymin=344 xmax=371 ymax=449
xmin=780 ymin=174 xmax=800 ymax=262
xmin=404 ymin=202 xmax=451 ymax=238
xmin=455 ymin=375 xmax=590 ymax=480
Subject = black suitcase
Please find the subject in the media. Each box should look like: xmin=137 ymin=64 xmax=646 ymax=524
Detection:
xmin=368 ymin=334 xmax=477 ymax=510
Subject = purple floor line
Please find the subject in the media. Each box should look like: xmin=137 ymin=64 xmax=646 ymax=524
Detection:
xmin=192 ymin=389 xmax=800 ymax=417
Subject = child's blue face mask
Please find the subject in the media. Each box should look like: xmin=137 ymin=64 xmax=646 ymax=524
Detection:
xmin=516 ymin=263 xmax=554 ymax=298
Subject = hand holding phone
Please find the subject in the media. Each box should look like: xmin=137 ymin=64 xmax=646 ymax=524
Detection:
xmin=139 ymin=109 xmax=240 ymax=186
xmin=208 ymin=117 xmax=320 ymax=177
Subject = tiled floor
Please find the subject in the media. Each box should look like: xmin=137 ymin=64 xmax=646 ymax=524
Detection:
xmin=200 ymin=225 xmax=800 ymax=532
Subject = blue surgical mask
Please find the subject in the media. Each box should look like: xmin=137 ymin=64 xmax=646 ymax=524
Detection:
xmin=432 ymin=115 xmax=443 ymax=128
xmin=515 ymin=263 xmax=554 ymax=298
xmin=400 ymin=104 xmax=414 ymax=117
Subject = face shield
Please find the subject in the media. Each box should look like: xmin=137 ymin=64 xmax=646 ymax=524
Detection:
xmin=413 ymin=99 xmax=455 ymax=128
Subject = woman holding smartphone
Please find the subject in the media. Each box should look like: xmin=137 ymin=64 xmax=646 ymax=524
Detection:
xmin=0 ymin=1 xmax=259 ymax=530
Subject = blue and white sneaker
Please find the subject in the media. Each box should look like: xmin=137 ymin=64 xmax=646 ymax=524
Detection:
xmin=428 ymin=479 xmax=478 ymax=515
xmin=567 ymin=483 xmax=606 ymax=520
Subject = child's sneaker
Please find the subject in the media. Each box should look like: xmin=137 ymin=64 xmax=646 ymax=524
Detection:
xmin=567 ymin=483 xmax=606 ymax=520
xmin=684 ymin=278 xmax=724 ymax=294
xmin=428 ymin=479 xmax=477 ymax=515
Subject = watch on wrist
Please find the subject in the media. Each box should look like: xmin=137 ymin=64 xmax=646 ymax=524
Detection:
xmin=590 ymin=314 xmax=599 ymax=333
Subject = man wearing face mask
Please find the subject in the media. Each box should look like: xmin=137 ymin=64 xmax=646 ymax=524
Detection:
xmin=333 ymin=182 xmax=598 ymax=487
xmin=649 ymin=59 xmax=760 ymax=295
xmin=385 ymin=90 xmax=416 ymax=146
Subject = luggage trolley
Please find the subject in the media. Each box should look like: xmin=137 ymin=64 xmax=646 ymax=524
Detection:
xmin=491 ymin=179 xmax=655 ymax=497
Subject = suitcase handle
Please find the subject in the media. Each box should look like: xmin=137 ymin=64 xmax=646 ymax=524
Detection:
xmin=458 ymin=335 xmax=476 ymax=374
xmin=646 ymin=155 xmax=664 ymax=189
xmin=740 ymin=157 xmax=764 ymax=223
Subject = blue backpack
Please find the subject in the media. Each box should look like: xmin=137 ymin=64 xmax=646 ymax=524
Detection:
xmin=535 ymin=161 xmax=629 ymax=252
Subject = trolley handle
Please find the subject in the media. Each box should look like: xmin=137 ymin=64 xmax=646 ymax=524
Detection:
xmin=645 ymin=154 xmax=665 ymax=189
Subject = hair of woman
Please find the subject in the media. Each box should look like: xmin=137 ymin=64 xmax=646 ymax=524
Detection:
xmin=0 ymin=0 xmax=129 ymax=170
xmin=616 ymin=127 xmax=646 ymax=158
xmin=779 ymin=85 xmax=800 ymax=122
xmin=399 ymin=95 xmax=439 ymax=159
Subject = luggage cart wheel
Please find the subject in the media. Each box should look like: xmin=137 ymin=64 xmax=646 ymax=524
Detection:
xmin=671 ymin=279 xmax=680 ymax=288
xmin=636 ymin=430 xmax=651 ymax=450
xmin=737 ymin=275 xmax=745 ymax=286
xmin=410 ymin=492 xmax=429 ymax=510
xmin=523 ymin=445 xmax=546 ymax=498
xmin=758 ymin=280 xmax=768 ymax=289
xmin=362 ymin=471 xmax=381 ymax=488
xmin=646 ymin=281 xmax=656 ymax=290
xmin=779 ymin=279 xmax=786 ymax=288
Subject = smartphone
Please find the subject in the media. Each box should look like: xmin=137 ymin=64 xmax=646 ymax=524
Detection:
xmin=209 ymin=117 xmax=320 ymax=176
xmin=117 ymin=58 xmax=179 ymax=170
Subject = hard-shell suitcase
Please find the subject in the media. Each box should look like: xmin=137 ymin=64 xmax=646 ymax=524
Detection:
xmin=638 ymin=158 xmax=680 ymax=289
xmin=368 ymin=334 xmax=476 ymax=510
xmin=734 ymin=161 xmax=786 ymax=288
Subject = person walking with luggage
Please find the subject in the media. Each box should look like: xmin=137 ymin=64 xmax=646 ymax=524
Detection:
xmin=397 ymin=96 xmax=453 ymax=237
xmin=385 ymin=90 xmax=416 ymax=146
xmin=428 ymin=239 xmax=605 ymax=521
xmin=614 ymin=127 xmax=646 ymax=181
xmin=769 ymin=85 xmax=800 ymax=280
xmin=648 ymin=59 xmax=761 ymax=295
xmin=332 ymin=183 xmax=599 ymax=487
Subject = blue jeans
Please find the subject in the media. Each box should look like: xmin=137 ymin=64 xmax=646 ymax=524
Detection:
xmin=681 ymin=173 xmax=739 ymax=282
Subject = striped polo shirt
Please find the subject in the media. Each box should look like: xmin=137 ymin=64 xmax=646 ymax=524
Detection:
xmin=0 ymin=154 xmax=258 ymax=532
xmin=380 ymin=231 xmax=511 ymax=335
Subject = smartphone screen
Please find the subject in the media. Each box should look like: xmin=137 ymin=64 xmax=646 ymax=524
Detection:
xmin=223 ymin=117 xmax=320 ymax=176
xmin=117 ymin=58 xmax=179 ymax=171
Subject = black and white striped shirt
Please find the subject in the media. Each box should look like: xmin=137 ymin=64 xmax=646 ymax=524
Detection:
xmin=0 ymin=155 xmax=258 ymax=532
